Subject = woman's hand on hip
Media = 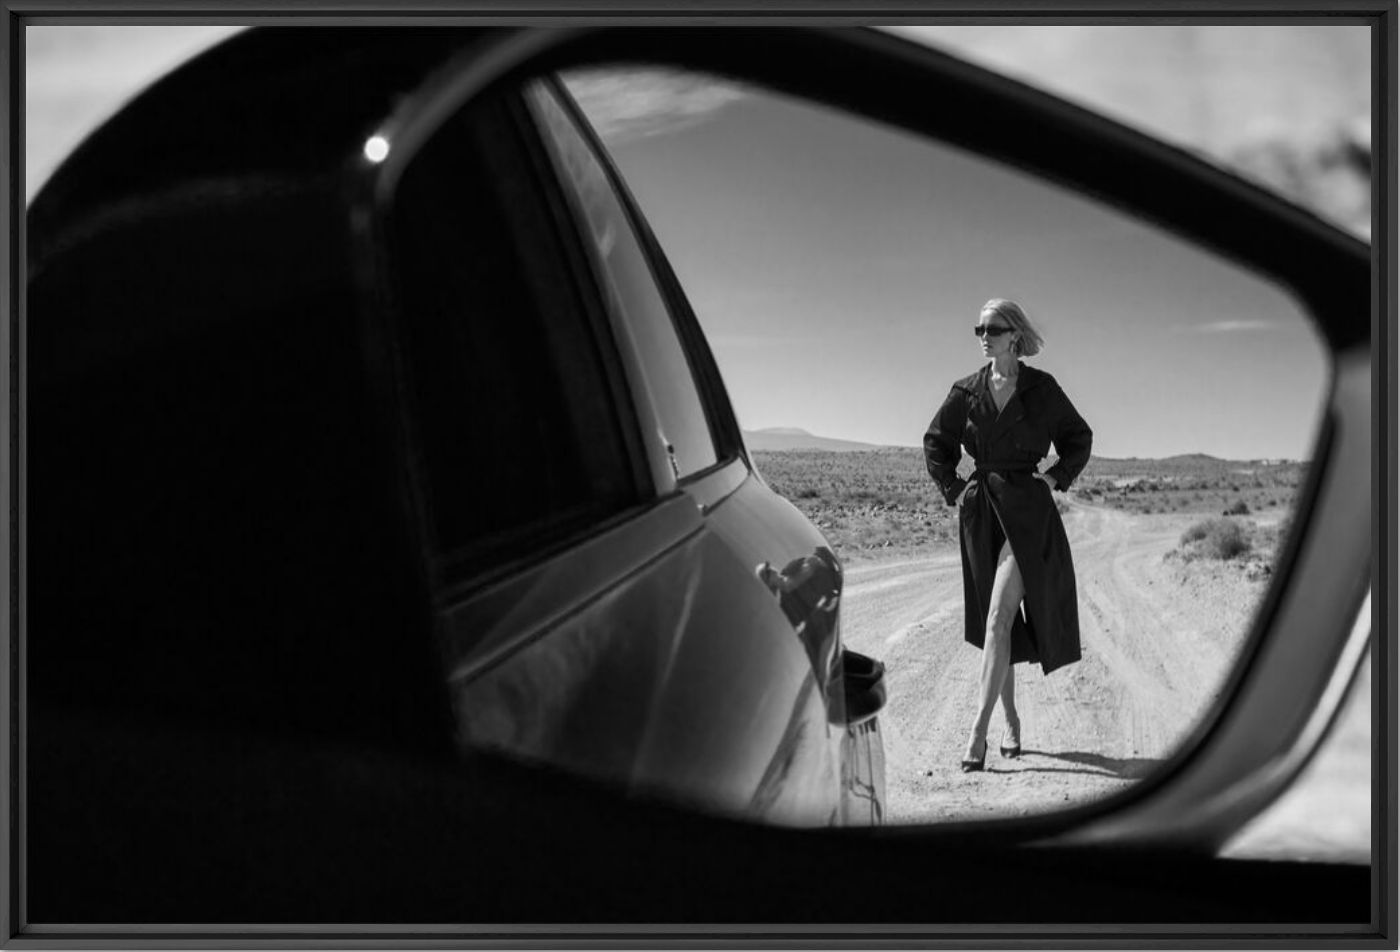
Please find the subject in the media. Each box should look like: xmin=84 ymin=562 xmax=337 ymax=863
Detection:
xmin=1035 ymin=472 xmax=1058 ymax=492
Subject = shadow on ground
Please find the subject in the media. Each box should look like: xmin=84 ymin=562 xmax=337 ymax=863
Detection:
xmin=1001 ymin=750 xmax=1163 ymax=779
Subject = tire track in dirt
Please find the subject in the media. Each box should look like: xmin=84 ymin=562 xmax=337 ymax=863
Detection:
xmin=840 ymin=556 xmax=969 ymax=819
xmin=840 ymin=501 xmax=1257 ymax=824
xmin=1072 ymin=507 xmax=1181 ymax=765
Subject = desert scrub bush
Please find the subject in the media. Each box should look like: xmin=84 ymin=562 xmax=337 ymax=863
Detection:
xmin=1251 ymin=515 xmax=1294 ymax=561
xmin=1178 ymin=517 xmax=1253 ymax=561
xmin=1223 ymin=499 xmax=1250 ymax=516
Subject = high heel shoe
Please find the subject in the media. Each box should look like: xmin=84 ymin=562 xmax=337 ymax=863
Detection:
xmin=961 ymin=737 xmax=987 ymax=773
xmin=1000 ymin=723 xmax=1022 ymax=759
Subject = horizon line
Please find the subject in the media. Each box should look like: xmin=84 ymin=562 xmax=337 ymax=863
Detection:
xmin=742 ymin=432 xmax=1306 ymax=463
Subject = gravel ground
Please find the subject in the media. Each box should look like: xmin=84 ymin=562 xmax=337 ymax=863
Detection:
xmin=838 ymin=501 xmax=1368 ymax=861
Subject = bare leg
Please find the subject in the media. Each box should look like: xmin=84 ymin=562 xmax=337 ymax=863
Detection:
xmin=1000 ymin=662 xmax=1021 ymax=752
xmin=965 ymin=540 xmax=1025 ymax=762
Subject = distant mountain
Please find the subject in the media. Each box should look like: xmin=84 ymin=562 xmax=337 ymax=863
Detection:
xmin=1081 ymin=454 xmax=1303 ymax=478
xmin=1088 ymin=453 xmax=1228 ymax=470
xmin=743 ymin=428 xmax=883 ymax=453
xmin=1163 ymin=453 xmax=1226 ymax=466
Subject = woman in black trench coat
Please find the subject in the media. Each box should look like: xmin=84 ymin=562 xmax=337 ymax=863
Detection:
xmin=923 ymin=299 xmax=1093 ymax=772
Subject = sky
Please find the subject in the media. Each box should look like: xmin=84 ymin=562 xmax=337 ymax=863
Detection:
xmin=25 ymin=25 xmax=245 ymax=201
xmin=566 ymin=48 xmax=1354 ymax=459
xmin=895 ymin=26 xmax=1370 ymax=162
xmin=24 ymin=24 xmax=1368 ymax=459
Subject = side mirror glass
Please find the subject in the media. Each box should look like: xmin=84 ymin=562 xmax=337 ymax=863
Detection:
xmin=564 ymin=65 xmax=1332 ymax=824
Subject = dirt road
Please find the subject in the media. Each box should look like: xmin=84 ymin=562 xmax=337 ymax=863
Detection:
xmin=840 ymin=500 xmax=1269 ymax=824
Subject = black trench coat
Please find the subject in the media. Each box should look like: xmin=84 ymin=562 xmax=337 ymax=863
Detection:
xmin=923 ymin=362 xmax=1093 ymax=675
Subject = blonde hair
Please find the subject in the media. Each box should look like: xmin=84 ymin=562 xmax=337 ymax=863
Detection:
xmin=982 ymin=298 xmax=1043 ymax=357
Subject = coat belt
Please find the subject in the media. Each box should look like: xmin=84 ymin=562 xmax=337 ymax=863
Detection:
xmin=971 ymin=464 xmax=1036 ymax=479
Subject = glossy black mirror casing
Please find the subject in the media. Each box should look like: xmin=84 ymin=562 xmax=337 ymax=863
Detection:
xmin=346 ymin=25 xmax=1371 ymax=853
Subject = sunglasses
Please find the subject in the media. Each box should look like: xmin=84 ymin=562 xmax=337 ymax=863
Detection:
xmin=973 ymin=325 xmax=1014 ymax=338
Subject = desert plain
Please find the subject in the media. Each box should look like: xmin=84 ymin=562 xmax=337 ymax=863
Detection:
xmin=754 ymin=447 xmax=1369 ymax=860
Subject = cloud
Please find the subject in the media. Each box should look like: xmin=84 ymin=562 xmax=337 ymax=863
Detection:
xmin=560 ymin=67 xmax=749 ymax=145
xmin=1189 ymin=320 xmax=1279 ymax=334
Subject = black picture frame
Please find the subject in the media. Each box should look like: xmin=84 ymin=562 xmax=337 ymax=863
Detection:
xmin=4 ymin=3 xmax=1394 ymax=946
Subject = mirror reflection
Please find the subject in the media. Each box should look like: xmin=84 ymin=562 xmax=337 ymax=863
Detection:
xmin=564 ymin=66 xmax=1328 ymax=823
